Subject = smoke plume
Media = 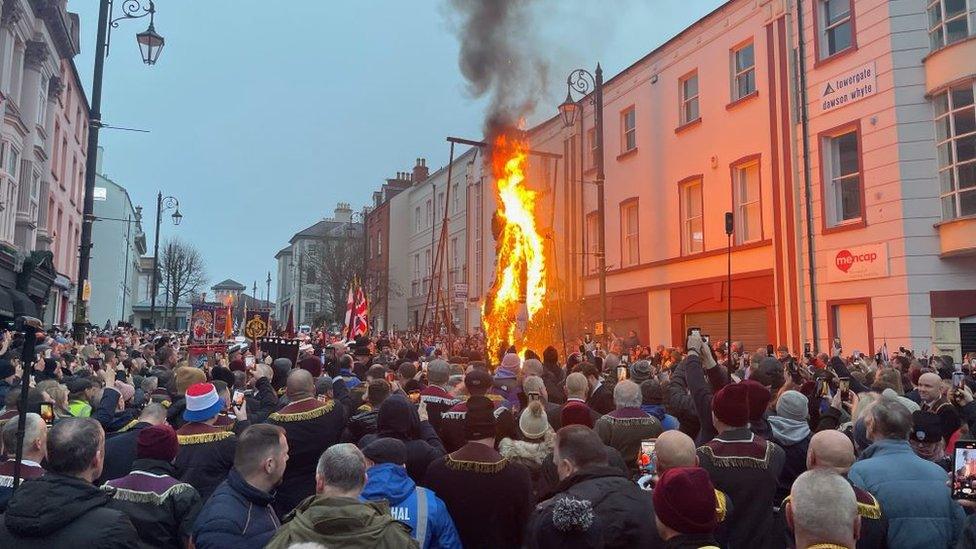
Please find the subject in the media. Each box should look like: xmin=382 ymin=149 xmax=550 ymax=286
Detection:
xmin=447 ymin=0 xmax=548 ymax=138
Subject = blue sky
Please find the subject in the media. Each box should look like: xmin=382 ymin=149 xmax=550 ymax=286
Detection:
xmin=72 ymin=1 xmax=725 ymax=301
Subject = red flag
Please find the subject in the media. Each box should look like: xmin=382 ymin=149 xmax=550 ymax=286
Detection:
xmin=342 ymin=284 xmax=356 ymax=341
xmin=285 ymin=305 xmax=295 ymax=338
xmin=352 ymin=284 xmax=369 ymax=338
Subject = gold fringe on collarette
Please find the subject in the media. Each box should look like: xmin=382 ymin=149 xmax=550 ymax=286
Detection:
xmin=268 ymin=400 xmax=335 ymax=423
xmin=103 ymin=483 xmax=196 ymax=505
xmin=782 ymin=494 xmax=881 ymax=521
xmin=114 ymin=419 xmax=140 ymax=433
xmin=213 ymin=421 xmax=235 ymax=432
xmin=177 ymin=431 xmax=235 ymax=445
xmin=806 ymin=544 xmax=852 ymax=549
xmin=444 ymin=455 xmax=508 ymax=474
xmin=714 ymin=490 xmax=728 ymax=522
xmin=698 ymin=442 xmax=774 ymax=469
xmin=0 ymin=475 xmax=13 ymax=488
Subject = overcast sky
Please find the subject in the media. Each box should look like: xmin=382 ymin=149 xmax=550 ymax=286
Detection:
xmin=72 ymin=1 xmax=725 ymax=301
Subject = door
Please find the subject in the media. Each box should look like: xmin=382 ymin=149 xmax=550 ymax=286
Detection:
xmin=832 ymin=302 xmax=871 ymax=355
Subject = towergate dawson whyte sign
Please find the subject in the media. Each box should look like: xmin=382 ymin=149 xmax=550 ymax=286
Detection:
xmin=818 ymin=61 xmax=877 ymax=114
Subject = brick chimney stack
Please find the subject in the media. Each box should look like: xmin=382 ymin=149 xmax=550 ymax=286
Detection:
xmin=412 ymin=158 xmax=429 ymax=182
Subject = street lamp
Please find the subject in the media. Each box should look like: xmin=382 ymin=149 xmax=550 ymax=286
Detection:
xmin=560 ymin=65 xmax=607 ymax=342
xmin=149 ymin=193 xmax=181 ymax=329
xmin=73 ymin=0 xmax=166 ymax=342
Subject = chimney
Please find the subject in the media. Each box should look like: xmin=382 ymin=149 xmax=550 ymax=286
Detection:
xmin=412 ymin=157 xmax=429 ymax=182
xmin=333 ymin=202 xmax=352 ymax=223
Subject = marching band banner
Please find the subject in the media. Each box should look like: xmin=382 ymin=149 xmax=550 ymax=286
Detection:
xmin=244 ymin=310 xmax=271 ymax=340
xmin=190 ymin=305 xmax=216 ymax=342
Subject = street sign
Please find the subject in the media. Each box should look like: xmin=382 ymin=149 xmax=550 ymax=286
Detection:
xmin=453 ymin=283 xmax=468 ymax=303
xmin=594 ymin=322 xmax=604 ymax=336
xmin=82 ymin=280 xmax=91 ymax=302
xmin=818 ymin=61 xmax=876 ymax=114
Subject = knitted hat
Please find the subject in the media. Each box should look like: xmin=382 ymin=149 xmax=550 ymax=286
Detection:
xmin=114 ymin=380 xmax=135 ymax=403
xmin=299 ymin=357 xmax=323 ymax=378
xmin=881 ymin=388 xmax=920 ymax=413
xmin=362 ymin=437 xmax=407 ymax=465
xmin=653 ymin=467 xmax=718 ymax=534
xmin=630 ymin=360 xmax=652 ymax=383
xmin=712 ymin=380 xmax=770 ymax=427
xmin=535 ymin=497 xmax=603 ymax=549
xmin=174 ymin=367 xmax=206 ymax=396
xmin=911 ymin=410 xmax=943 ymax=443
xmin=561 ymin=401 xmax=594 ymax=428
xmin=228 ymin=359 xmax=246 ymax=372
xmin=464 ymin=395 xmax=496 ymax=440
xmin=775 ymin=390 xmax=809 ymax=421
xmin=464 ymin=369 xmax=493 ymax=394
xmin=137 ymin=424 xmax=179 ymax=462
xmin=498 ymin=353 xmax=521 ymax=376
xmin=751 ymin=358 xmax=785 ymax=390
xmin=183 ymin=382 xmax=222 ymax=422
xmin=519 ymin=400 xmax=551 ymax=440
xmin=0 ymin=359 xmax=13 ymax=379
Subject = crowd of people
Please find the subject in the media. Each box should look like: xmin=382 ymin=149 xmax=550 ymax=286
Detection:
xmin=0 ymin=323 xmax=974 ymax=548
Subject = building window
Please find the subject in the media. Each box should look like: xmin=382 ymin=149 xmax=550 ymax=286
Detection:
xmin=680 ymin=72 xmax=700 ymax=125
xmin=306 ymin=267 xmax=316 ymax=284
xmin=450 ymin=237 xmax=458 ymax=269
xmin=437 ymin=192 xmax=444 ymax=220
xmin=732 ymin=159 xmax=762 ymax=244
xmin=306 ymin=302 xmax=317 ymax=314
xmin=621 ymin=107 xmax=636 ymax=153
xmin=620 ymin=199 xmax=639 ymax=266
xmin=731 ymin=42 xmax=756 ymax=100
xmin=587 ymin=128 xmax=597 ymax=169
xmin=928 ymin=0 xmax=976 ymax=50
xmin=680 ymin=178 xmax=704 ymax=254
xmin=821 ymin=125 xmax=864 ymax=227
xmin=424 ymin=249 xmax=432 ymax=277
xmin=425 ymin=199 xmax=432 ymax=228
xmin=414 ymin=206 xmax=421 ymax=232
xmin=377 ymin=229 xmax=382 ymax=255
xmin=935 ymin=81 xmax=976 ymax=219
xmin=6 ymin=146 xmax=18 ymax=179
xmin=817 ymin=0 xmax=855 ymax=59
xmin=586 ymin=212 xmax=599 ymax=273
xmin=36 ymin=78 xmax=47 ymax=126
xmin=452 ymin=183 xmax=460 ymax=213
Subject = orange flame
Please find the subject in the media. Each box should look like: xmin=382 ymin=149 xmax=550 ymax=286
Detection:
xmin=482 ymin=134 xmax=546 ymax=356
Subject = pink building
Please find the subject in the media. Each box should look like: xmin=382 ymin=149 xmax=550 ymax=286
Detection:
xmin=470 ymin=0 xmax=976 ymax=359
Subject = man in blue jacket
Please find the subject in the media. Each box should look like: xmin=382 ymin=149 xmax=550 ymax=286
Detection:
xmin=360 ymin=437 xmax=461 ymax=549
xmin=849 ymin=396 xmax=965 ymax=549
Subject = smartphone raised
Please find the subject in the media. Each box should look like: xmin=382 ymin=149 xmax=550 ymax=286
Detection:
xmin=245 ymin=356 xmax=256 ymax=368
xmin=617 ymin=366 xmax=628 ymax=382
xmin=638 ymin=439 xmax=657 ymax=475
xmin=766 ymin=344 xmax=775 ymax=357
xmin=232 ymin=390 xmax=246 ymax=407
xmin=39 ymin=402 xmax=54 ymax=426
xmin=953 ymin=370 xmax=965 ymax=389
xmin=839 ymin=377 xmax=851 ymax=400
xmin=953 ymin=440 xmax=976 ymax=500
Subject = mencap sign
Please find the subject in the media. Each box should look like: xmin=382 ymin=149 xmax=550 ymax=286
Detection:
xmin=826 ymin=242 xmax=889 ymax=283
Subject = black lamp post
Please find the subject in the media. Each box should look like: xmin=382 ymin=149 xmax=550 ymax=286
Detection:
xmin=73 ymin=0 xmax=165 ymax=342
xmin=149 ymin=193 xmax=181 ymax=329
xmin=559 ymin=65 xmax=607 ymax=341
xmin=725 ymin=212 xmax=734 ymax=359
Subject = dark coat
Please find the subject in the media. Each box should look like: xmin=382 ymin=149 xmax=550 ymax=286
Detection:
xmin=528 ymin=465 xmax=663 ymax=549
xmin=174 ymin=422 xmax=237 ymax=501
xmin=192 ymin=468 xmax=280 ymax=549
xmin=342 ymin=405 xmax=379 ymax=443
xmin=246 ymin=376 xmax=280 ymax=424
xmin=358 ymin=395 xmax=445 ymax=484
xmin=99 ymin=421 xmax=153 ymax=484
xmin=0 ymin=472 xmax=139 ymax=548
xmin=92 ymin=386 xmax=137 ymax=434
xmin=587 ymin=383 xmax=614 ymax=415
xmin=268 ymin=397 xmax=347 ymax=517
xmin=104 ymin=459 xmax=201 ymax=549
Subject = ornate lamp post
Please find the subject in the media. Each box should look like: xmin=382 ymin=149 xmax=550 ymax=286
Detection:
xmin=148 ymin=193 xmax=181 ymax=329
xmin=558 ymin=65 xmax=607 ymax=341
xmin=73 ymin=0 xmax=165 ymax=342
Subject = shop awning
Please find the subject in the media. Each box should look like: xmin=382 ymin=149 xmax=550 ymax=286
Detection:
xmin=9 ymin=289 xmax=38 ymax=319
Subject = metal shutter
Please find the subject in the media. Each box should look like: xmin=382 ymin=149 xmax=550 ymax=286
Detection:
xmin=683 ymin=308 xmax=769 ymax=351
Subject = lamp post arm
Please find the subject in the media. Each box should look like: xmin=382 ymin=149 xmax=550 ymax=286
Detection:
xmin=106 ymin=0 xmax=156 ymax=56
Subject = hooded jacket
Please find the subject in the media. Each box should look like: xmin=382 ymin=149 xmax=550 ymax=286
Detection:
xmin=849 ymin=438 xmax=964 ymax=548
xmin=361 ymin=463 xmax=461 ymax=549
xmin=266 ymin=494 xmax=418 ymax=549
xmin=499 ymin=434 xmax=556 ymax=500
xmin=492 ymin=368 xmax=523 ymax=412
xmin=767 ymin=415 xmax=812 ymax=503
xmin=0 ymin=472 xmax=139 ymax=548
xmin=192 ymin=468 xmax=280 ymax=549
xmin=358 ymin=395 xmax=445 ymax=483
xmin=641 ymin=404 xmax=680 ymax=431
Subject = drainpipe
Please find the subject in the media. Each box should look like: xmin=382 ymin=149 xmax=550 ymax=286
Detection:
xmin=794 ymin=3 xmax=820 ymax=349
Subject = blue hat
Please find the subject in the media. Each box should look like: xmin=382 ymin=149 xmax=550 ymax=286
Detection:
xmin=182 ymin=382 xmax=223 ymax=422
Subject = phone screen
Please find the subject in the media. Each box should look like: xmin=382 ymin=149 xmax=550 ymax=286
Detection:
xmin=953 ymin=371 xmax=965 ymax=389
xmin=839 ymin=378 xmax=851 ymax=398
xmin=617 ymin=366 xmax=628 ymax=382
xmin=638 ymin=439 xmax=657 ymax=475
xmin=39 ymin=403 xmax=54 ymax=425
xmin=386 ymin=371 xmax=396 ymax=383
xmin=233 ymin=390 xmax=245 ymax=407
xmin=953 ymin=441 xmax=976 ymax=499
xmin=766 ymin=344 xmax=775 ymax=357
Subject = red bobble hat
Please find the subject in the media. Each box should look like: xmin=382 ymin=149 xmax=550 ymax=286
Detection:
xmin=653 ymin=467 xmax=718 ymax=534
xmin=137 ymin=424 xmax=179 ymax=462
xmin=711 ymin=380 xmax=770 ymax=427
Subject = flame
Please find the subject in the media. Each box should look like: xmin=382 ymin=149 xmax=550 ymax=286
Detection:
xmin=482 ymin=134 xmax=546 ymax=356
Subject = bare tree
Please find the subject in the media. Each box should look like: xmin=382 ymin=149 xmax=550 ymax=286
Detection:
xmin=302 ymin=228 xmax=364 ymax=327
xmin=159 ymin=237 xmax=208 ymax=329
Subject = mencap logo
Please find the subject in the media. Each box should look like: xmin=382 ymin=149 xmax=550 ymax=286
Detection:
xmin=835 ymin=249 xmax=878 ymax=272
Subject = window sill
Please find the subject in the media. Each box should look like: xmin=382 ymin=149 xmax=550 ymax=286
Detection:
xmin=726 ymin=90 xmax=759 ymax=110
xmin=813 ymin=45 xmax=858 ymax=69
xmin=674 ymin=118 xmax=702 ymax=135
xmin=616 ymin=147 xmax=638 ymax=161
xmin=822 ymin=218 xmax=866 ymax=235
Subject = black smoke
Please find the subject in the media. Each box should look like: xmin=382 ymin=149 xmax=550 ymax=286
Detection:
xmin=448 ymin=0 xmax=548 ymax=139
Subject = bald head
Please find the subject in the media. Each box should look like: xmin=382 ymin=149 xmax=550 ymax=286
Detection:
xmin=286 ymin=368 xmax=315 ymax=399
xmin=917 ymin=372 xmax=944 ymax=403
xmin=655 ymin=430 xmax=697 ymax=472
xmin=807 ymin=430 xmax=855 ymax=473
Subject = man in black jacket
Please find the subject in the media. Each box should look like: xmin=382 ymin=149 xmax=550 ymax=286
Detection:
xmin=99 ymin=402 xmax=168 ymax=483
xmin=0 ymin=417 xmax=139 ymax=548
xmin=528 ymin=425 xmax=662 ymax=548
